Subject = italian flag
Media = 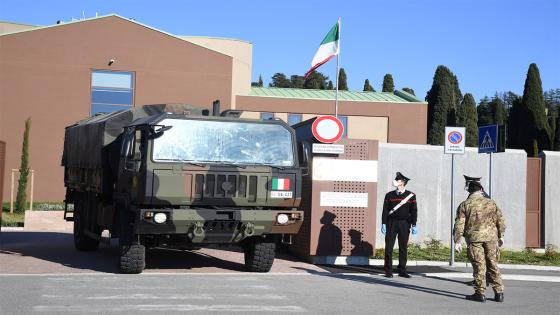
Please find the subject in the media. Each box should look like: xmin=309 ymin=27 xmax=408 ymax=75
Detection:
xmin=272 ymin=178 xmax=290 ymax=191
xmin=305 ymin=20 xmax=340 ymax=78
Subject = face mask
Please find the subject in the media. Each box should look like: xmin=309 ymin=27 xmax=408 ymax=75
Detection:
xmin=392 ymin=180 xmax=399 ymax=187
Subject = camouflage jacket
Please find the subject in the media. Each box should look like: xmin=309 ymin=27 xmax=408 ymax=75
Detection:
xmin=453 ymin=192 xmax=506 ymax=243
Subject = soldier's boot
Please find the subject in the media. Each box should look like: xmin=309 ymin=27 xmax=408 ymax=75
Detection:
xmin=466 ymin=293 xmax=486 ymax=302
xmin=494 ymin=293 xmax=504 ymax=302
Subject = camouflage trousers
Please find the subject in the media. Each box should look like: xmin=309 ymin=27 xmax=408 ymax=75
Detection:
xmin=467 ymin=241 xmax=504 ymax=294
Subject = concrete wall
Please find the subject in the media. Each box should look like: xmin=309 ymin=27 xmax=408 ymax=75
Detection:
xmin=376 ymin=143 xmax=527 ymax=250
xmin=542 ymin=151 xmax=560 ymax=248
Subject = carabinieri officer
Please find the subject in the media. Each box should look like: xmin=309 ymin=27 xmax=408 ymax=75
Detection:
xmin=381 ymin=172 xmax=418 ymax=278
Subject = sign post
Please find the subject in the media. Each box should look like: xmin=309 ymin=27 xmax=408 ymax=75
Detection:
xmin=478 ymin=125 xmax=505 ymax=197
xmin=445 ymin=126 xmax=465 ymax=266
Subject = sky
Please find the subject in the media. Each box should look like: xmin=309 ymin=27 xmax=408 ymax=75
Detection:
xmin=1 ymin=0 xmax=559 ymax=101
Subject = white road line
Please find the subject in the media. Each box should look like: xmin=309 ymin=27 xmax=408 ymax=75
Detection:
xmin=421 ymin=272 xmax=560 ymax=283
xmin=33 ymin=304 xmax=306 ymax=312
xmin=41 ymin=293 xmax=287 ymax=300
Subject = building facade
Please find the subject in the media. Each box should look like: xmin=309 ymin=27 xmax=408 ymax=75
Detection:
xmin=0 ymin=14 xmax=427 ymax=202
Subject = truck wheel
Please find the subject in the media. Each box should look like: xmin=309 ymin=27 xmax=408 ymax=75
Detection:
xmin=244 ymin=238 xmax=276 ymax=272
xmin=119 ymin=244 xmax=146 ymax=274
xmin=73 ymin=199 xmax=99 ymax=251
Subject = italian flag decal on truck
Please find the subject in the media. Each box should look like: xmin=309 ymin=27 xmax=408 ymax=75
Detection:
xmin=271 ymin=178 xmax=292 ymax=198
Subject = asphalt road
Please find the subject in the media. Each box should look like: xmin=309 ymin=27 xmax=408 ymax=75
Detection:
xmin=1 ymin=230 xmax=560 ymax=314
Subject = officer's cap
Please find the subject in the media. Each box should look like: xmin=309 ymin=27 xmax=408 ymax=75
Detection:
xmin=395 ymin=172 xmax=410 ymax=182
xmin=463 ymin=174 xmax=482 ymax=182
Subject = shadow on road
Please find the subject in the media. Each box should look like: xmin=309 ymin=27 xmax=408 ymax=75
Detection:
xmin=293 ymin=266 xmax=466 ymax=300
xmin=0 ymin=231 xmax=248 ymax=273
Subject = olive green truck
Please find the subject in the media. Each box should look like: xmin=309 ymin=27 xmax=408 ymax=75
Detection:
xmin=62 ymin=104 xmax=305 ymax=273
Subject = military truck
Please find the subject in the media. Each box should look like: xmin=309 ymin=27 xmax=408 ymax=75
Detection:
xmin=62 ymin=104 xmax=306 ymax=273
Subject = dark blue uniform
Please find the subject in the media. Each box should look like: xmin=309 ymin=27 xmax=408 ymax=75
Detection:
xmin=382 ymin=190 xmax=418 ymax=275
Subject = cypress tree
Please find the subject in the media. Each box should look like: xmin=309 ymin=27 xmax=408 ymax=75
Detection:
xmin=363 ymin=79 xmax=374 ymax=92
xmin=461 ymin=93 xmax=478 ymax=147
xmin=521 ymin=63 xmax=550 ymax=156
xmin=477 ymin=97 xmax=493 ymax=126
xmin=507 ymin=96 xmax=524 ymax=149
xmin=402 ymin=87 xmax=415 ymax=96
xmin=15 ymin=118 xmax=31 ymax=213
xmin=425 ymin=65 xmax=462 ymax=145
xmin=489 ymin=95 xmax=507 ymax=125
xmin=338 ymin=68 xmax=348 ymax=90
xmin=327 ymin=80 xmax=334 ymax=90
xmin=258 ymin=75 xmax=263 ymax=87
xmin=555 ymin=116 xmax=560 ymax=151
xmin=303 ymin=71 xmax=328 ymax=89
xmin=382 ymin=74 xmax=394 ymax=92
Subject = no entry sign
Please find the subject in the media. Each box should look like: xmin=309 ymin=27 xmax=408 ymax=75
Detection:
xmin=444 ymin=126 xmax=465 ymax=154
xmin=312 ymin=115 xmax=344 ymax=143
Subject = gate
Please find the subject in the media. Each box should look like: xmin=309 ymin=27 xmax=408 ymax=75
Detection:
xmin=0 ymin=141 xmax=5 ymax=221
xmin=526 ymin=157 xmax=542 ymax=248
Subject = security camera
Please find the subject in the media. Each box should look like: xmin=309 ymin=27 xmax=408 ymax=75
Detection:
xmin=108 ymin=59 xmax=115 ymax=66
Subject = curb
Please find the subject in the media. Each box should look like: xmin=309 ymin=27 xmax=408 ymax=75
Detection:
xmin=368 ymin=259 xmax=560 ymax=272
xmin=0 ymin=227 xmax=25 ymax=231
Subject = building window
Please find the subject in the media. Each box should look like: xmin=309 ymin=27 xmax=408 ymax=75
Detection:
xmin=260 ymin=112 xmax=274 ymax=120
xmin=288 ymin=114 xmax=302 ymax=126
xmin=339 ymin=116 xmax=348 ymax=138
xmin=91 ymin=70 xmax=134 ymax=116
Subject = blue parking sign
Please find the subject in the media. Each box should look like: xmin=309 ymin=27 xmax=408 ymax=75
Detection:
xmin=478 ymin=125 xmax=498 ymax=153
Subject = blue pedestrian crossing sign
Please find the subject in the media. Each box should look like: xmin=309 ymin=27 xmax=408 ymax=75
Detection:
xmin=478 ymin=125 xmax=498 ymax=153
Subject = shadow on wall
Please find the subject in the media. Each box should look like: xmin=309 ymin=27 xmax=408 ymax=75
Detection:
xmin=316 ymin=211 xmax=342 ymax=256
xmin=349 ymin=229 xmax=373 ymax=256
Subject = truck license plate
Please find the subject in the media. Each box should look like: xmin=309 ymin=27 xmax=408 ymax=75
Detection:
xmin=270 ymin=191 xmax=293 ymax=198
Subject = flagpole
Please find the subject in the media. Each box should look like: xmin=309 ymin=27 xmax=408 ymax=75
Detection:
xmin=335 ymin=17 xmax=340 ymax=118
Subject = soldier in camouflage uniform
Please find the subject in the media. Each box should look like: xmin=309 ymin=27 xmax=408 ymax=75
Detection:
xmin=454 ymin=180 xmax=506 ymax=303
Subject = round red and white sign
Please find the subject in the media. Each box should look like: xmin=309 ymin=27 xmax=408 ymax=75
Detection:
xmin=312 ymin=115 xmax=344 ymax=143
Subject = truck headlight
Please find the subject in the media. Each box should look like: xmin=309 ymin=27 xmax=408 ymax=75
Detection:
xmin=276 ymin=214 xmax=289 ymax=225
xmin=154 ymin=212 xmax=167 ymax=224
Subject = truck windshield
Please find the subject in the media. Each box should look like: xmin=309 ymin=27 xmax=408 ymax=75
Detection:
xmin=152 ymin=118 xmax=295 ymax=167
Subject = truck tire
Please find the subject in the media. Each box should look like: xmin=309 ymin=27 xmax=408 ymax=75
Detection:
xmin=244 ymin=238 xmax=276 ymax=272
xmin=73 ymin=198 xmax=99 ymax=251
xmin=119 ymin=244 xmax=146 ymax=274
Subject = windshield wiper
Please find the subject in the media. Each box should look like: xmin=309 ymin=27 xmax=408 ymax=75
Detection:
xmin=262 ymin=163 xmax=286 ymax=170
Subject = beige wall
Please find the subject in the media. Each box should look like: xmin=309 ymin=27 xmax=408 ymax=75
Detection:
xmin=347 ymin=116 xmax=388 ymax=143
xmin=0 ymin=22 xmax=37 ymax=35
xmin=236 ymin=96 xmax=427 ymax=145
xmin=238 ymin=111 xmax=389 ymax=143
xmin=0 ymin=16 xmax=235 ymax=201
xmin=181 ymin=37 xmax=252 ymax=109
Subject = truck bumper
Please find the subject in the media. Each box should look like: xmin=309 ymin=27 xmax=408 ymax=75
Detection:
xmin=135 ymin=208 xmax=303 ymax=243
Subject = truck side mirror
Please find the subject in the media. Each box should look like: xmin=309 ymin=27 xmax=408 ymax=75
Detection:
xmin=120 ymin=131 xmax=134 ymax=158
xmin=300 ymin=141 xmax=311 ymax=176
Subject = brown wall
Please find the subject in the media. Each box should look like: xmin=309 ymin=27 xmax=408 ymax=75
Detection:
xmin=0 ymin=16 xmax=235 ymax=201
xmin=236 ymin=95 xmax=427 ymax=145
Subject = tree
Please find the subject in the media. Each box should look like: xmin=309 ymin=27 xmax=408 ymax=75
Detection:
xmin=363 ymin=79 xmax=375 ymax=92
xmin=489 ymin=94 xmax=507 ymax=125
xmin=269 ymin=73 xmax=291 ymax=88
xmin=382 ymin=74 xmax=394 ymax=92
xmin=327 ymin=80 xmax=334 ymax=90
xmin=477 ymin=97 xmax=493 ymax=126
xmin=544 ymin=88 xmax=560 ymax=149
xmin=555 ymin=116 xmax=560 ymax=151
xmin=290 ymin=75 xmax=305 ymax=89
xmin=425 ymin=65 xmax=463 ymax=145
xmin=304 ymin=71 xmax=329 ymax=89
xmin=338 ymin=68 xmax=348 ymax=90
xmin=520 ymin=63 xmax=550 ymax=156
xmin=258 ymin=75 xmax=263 ymax=87
xmin=402 ymin=87 xmax=415 ymax=95
xmin=507 ymin=95 xmax=524 ymax=149
xmin=15 ymin=118 xmax=31 ymax=213
xmin=460 ymin=93 xmax=478 ymax=147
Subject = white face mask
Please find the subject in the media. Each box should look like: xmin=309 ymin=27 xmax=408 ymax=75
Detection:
xmin=392 ymin=180 xmax=399 ymax=187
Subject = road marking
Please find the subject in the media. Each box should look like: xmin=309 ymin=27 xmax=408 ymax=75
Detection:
xmin=421 ymin=272 xmax=560 ymax=283
xmin=33 ymin=304 xmax=306 ymax=312
xmin=42 ymin=293 xmax=288 ymax=300
xmin=2 ymin=271 xmax=560 ymax=283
